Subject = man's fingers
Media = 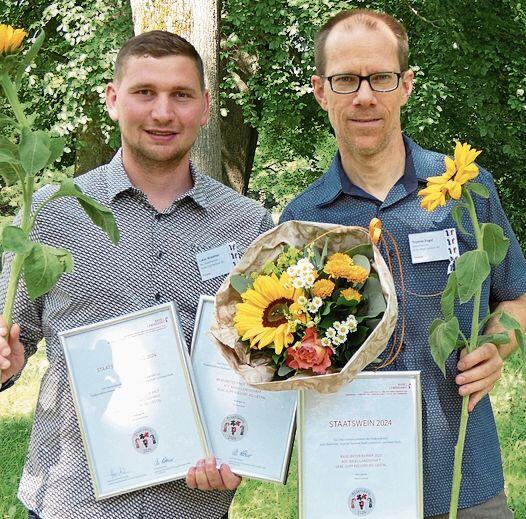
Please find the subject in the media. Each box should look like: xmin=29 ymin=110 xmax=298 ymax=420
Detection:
xmin=186 ymin=466 xmax=197 ymax=489
xmin=457 ymin=343 xmax=499 ymax=371
xmin=220 ymin=463 xmax=242 ymax=490
xmin=458 ymin=369 xmax=501 ymax=398
xmin=204 ymin=457 xmax=224 ymax=489
xmin=456 ymin=356 xmax=502 ymax=386
xmin=193 ymin=459 xmax=211 ymax=490
xmin=10 ymin=323 xmax=20 ymax=342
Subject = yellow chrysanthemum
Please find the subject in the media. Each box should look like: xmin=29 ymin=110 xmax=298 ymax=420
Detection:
xmin=341 ymin=287 xmax=362 ymax=301
xmin=0 ymin=24 xmax=26 ymax=55
xmin=324 ymin=252 xmax=353 ymax=279
xmin=312 ymin=279 xmax=335 ymax=298
xmin=346 ymin=265 xmax=369 ymax=284
xmin=234 ymin=273 xmax=303 ymax=354
xmin=419 ymin=142 xmax=482 ymax=212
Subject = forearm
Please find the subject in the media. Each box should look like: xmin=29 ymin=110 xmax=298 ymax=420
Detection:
xmin=485 ymin=293 xmax=526 ymax=359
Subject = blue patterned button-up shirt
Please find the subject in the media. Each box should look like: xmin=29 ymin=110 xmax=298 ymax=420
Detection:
xmin=280 ymin=135 xmax=526 ymax=516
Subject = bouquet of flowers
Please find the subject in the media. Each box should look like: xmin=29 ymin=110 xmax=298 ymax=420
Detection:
xmin=210 ymin=221 xmax=398 ymax=392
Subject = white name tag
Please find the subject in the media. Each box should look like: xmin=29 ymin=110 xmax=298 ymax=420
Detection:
xmin=195 ymin=241 xmax=240 ymax=281
xmin=408 ymin=228 xmax=459 ymax=267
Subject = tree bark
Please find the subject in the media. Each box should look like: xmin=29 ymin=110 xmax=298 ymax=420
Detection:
xmin=130 ymin=0 xmax=223 ymax=183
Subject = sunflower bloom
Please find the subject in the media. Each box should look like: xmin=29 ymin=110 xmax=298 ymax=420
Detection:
xmin=312 ymin=279 xmax=335 ymax=298
xmin=0 ymin=24 xmax=26 ymax=55
xmin=341 ymin=287 xmax=362 ymax=302
xmin=419 ymin=142 xmax=482 ymax=212
xmin=234 ymin=273 xmax=303 ymax=354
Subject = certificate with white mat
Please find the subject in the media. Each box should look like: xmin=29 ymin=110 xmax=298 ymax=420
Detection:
xmin=298 ymin=371 xmax=423 ymax=518
xmin=61 ymin=302 xmax=209 ymax=499
xmin=190 ymin=295 xmax=297 ymax=484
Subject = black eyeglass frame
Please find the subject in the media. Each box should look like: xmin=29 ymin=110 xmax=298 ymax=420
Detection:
xmin=323 ymin=71 xmax=407 ymax=94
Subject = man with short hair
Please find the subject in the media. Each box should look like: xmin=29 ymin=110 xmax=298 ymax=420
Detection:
xmin=0 ymin=30 xmax=272 ymax=518
xmin=280 ymin=9 xmax=526 ymax=518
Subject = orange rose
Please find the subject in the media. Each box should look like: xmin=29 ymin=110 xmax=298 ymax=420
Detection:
xmin=285 ymin=327 xmax=333 ymax=374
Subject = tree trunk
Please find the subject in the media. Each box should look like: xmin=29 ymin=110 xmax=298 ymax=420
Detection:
xmin=130 ymin=0 xmax=223 ymax=183
xmin=220 ymin=95 xmax=257 ymax=194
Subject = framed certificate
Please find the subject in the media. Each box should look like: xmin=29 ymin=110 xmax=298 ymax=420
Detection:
xmin=60 ymin=302 xmax=210 ymax=499
xmin=190 ymin=295 xmax=297 ymax=484
xmin=298 ymin=372 xmax=423 ymax=518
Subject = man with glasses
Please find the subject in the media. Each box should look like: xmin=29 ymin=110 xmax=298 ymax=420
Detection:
xmin=281 ymin=8 xmax=526 ymax=518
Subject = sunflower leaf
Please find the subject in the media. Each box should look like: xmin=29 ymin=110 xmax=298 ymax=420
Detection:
xmin=466 ymin=182 xmax=489 ymax=199
xmin=231 ymin=274 xmax=252 ymax=295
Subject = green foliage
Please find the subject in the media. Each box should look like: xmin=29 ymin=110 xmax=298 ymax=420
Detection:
xmin=430 ymin=316 xmax=460 ymax=376
xmin=454 ymin=250 xmax=490 ymax=304
xmin=481 ymin=223 xmax=510 ymax=266
xmin=0 ymin=0 xmax=133 ymax=219
xmin=220 ymin=0 xmax=526 ymax=245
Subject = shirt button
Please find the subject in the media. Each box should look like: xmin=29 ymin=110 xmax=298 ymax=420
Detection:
xmin=155 ymin=214 xmax=162 ymax=221
xmin=155 ymin=292 xmax=161 ymax=302
xmin=157 ymin=251 xmax=163 ymax=259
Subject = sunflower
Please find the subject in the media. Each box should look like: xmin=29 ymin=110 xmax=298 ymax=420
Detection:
xmin=234 ymin=273 xmax=303 ymax=354
xmin=419 ymin=142 xmax=482 ymax=212
xmin=0 ymin=24 xmax=26 ymax=55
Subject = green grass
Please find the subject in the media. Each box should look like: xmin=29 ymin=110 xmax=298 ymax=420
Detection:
xmin=1 ymin=345 xmax=524 ymax=519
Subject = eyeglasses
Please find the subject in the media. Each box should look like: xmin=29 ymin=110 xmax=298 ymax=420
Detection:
xmin=324 ymin=72 xmax=405 ymax=94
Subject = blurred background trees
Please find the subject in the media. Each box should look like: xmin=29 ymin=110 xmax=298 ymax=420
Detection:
xmin=1 ymin=0 xmax=525 ymax=243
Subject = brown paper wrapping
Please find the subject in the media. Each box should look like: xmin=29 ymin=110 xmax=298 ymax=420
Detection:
xmin=210 ymin=220 xmax=398 ymax=394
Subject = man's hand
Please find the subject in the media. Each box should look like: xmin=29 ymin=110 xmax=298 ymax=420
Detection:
xmin=186 ymin=457 xmax=242 ymax=491
xmin=456 ymin=342 xmax=503 ymax=412
xmin=0 ymin=317 xmax=25 ymax=384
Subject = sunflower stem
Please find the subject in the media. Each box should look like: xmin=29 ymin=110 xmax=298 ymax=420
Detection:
xmin=448 ymin=189 xmax=483 ymax=519
xmin=0 ymin=72 xmax=29 ymax=128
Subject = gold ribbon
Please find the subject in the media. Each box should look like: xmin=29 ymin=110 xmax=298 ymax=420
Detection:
xmin=369 ymin=218 xmax=382 ymax=245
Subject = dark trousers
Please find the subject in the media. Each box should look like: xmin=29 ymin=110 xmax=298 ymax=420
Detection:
xmin=29 ymin=511 xmax=229 ymax=519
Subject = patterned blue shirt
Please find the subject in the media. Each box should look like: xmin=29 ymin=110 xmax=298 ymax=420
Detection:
xmin=280 ymin=135 xmax=526 ymax=516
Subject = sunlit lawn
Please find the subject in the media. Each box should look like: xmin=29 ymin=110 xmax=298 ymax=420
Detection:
xmin=1 ymin=344 xmax=524 ymax=519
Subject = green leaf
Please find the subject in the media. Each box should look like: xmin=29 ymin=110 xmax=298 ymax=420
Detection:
xmin=430 ymin=317 xmax=460 ymax=377
xmin=352 ymin=254 xmax=371 ymax=275
xmin=18 ymin=129 xmax=51 ymax=175
xmin=451 ymin=204 xmax=471 ymax=236
xmin=0 ymin=162 xmax=19 ymax=185
xmin=481 ymin=223 xmax=509 ymax=266
xmin=358 ymin=276 xmax=386 ymax=319
xmin=319 ymin=238 xmax=329 ymax=266
xmin=440 ymin=272 xmax=457 ymax=320
xmin=15 ymin=30 xmax=45 ymax=88
xmin=1 ymin=226 xmax=33 ymax=254
xmin=345 ymin=243 xmax=373 ymax=259
xmin=466 ymin=182 xmax=489 ymax=199
xmin=499 ymin=311 xmax=522 ymax=331
xmin=52 ymin=179 xmax=119 ymax=244
xmin=277 ymin=364 xmax=294 ymax=377
xmin=476 ymin=332 xmax=510 ymax=347
xmin=455 ymin=250 xmax=490 ymax=303
xmin=0 ymin=148 xmax=16 ymax=162
xmin=515 ymin=330 xmax=526 ymax=360
xmin=47 ymin=136 xmax=66 ymax=166
xmin=231 ymin=274 xmax=251 ymax=295
xmin=23 ymin=243 xmax=74 ymax=300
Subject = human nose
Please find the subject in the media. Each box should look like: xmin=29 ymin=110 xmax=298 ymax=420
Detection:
xmin=352 ymin=78 xmax=376 ymax=106
xmin=151 ymin=95 xmax=174 ymax=122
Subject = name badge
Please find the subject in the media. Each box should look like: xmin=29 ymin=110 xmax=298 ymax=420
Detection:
xmin=408 ymin=228 xmax=459 ymax=269
xmin=196 ymin=241 xmax=240 ymax=281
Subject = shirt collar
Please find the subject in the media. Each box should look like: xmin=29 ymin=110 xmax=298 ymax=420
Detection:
xmin=316 ymin=134 xmax=433 ymax=207
xmin=104 ymin=150 xmax=211 ymax=210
